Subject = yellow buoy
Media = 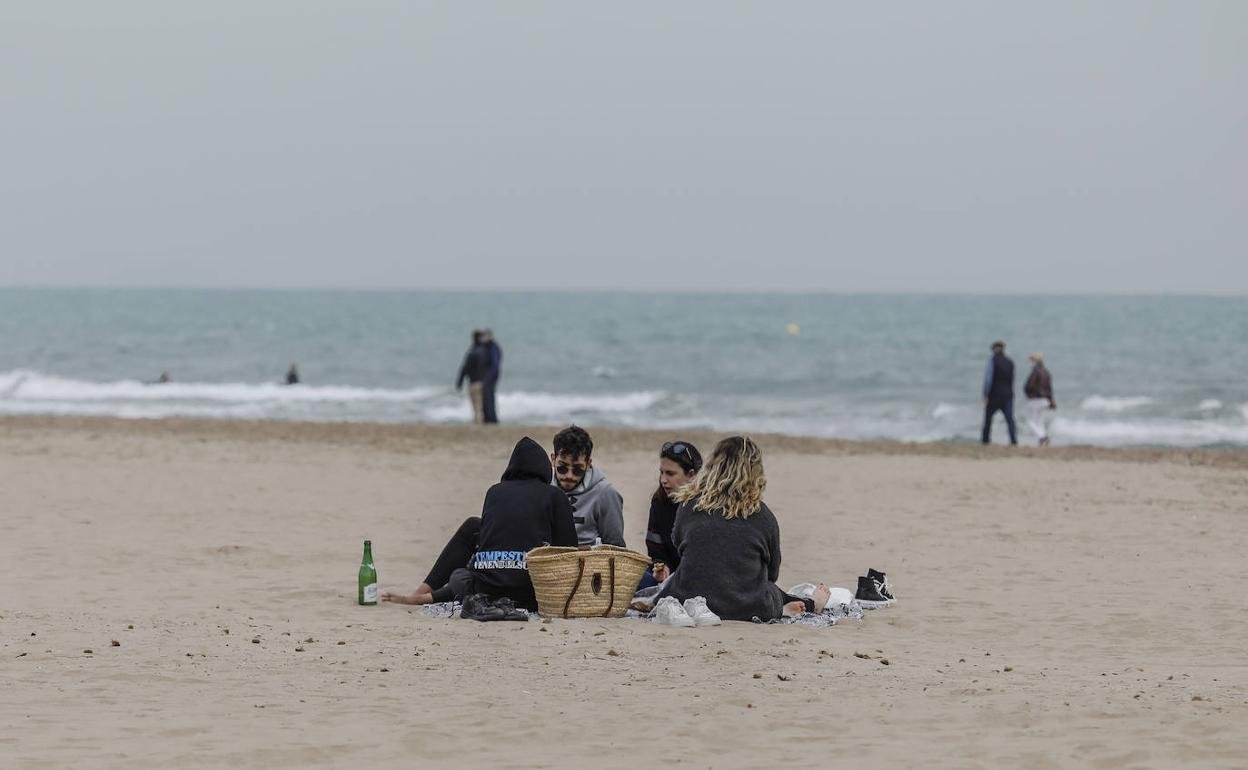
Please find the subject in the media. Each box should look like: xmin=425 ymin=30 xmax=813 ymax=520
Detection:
xmin=786 ymin=323 xmax=800 ymax=336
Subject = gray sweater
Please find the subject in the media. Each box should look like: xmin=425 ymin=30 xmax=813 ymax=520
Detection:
xmin=656 ymin=498 xmax=787 ymax=622
xmin=558 ymin=466 xmax=626 ymax=547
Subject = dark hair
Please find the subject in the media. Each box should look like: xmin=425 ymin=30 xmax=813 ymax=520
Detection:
xmin=653 ymin=439 xmax=702 ymax=501
xmin=553 ymin=425 xmax=593 ymax=460
xmin=472 ymin=329 xmax=483 ymax=344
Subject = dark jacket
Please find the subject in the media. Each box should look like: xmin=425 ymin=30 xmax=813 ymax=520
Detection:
xmin=656 ymin=498 xmax=787 ymax=622
xmin=645 ymin=492 xmax=681 ymax=569
xmin=1023 ymin=364 xmax=1054 ymax=402
xmin=469 ymin=437 xmax=578 ymax=609
xmin=456 ymin=344 xmax=489 ymax=388
xmin=982 ymin=352 xmax=1015 ymax=403
xmin=483 ymin=341 xmax=502 ymax=383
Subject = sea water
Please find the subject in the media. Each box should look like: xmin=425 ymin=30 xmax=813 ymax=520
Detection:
xmin=2 ymin=288 xmax=1246 ymax=448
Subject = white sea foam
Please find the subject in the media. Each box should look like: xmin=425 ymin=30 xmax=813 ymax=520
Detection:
xmin=422 ymin=390 xmax=668 ymax=425
xmin=0 ymin=369 xmax=667 ymax=426
xmin=500 ymin=390 xmax=664 ymax=418
xmin=1079 ymin=395 xmax=1154 ymax=413
xmin=1052 ymin=417 xmax=1248 ymax=447
xmin=4 ymin=369 xmax=1247 ymax=447
xmin=421 ymin=391 xmax=661 ymax=424
xmin=1198 ymin=399 xmax=1223 ymax=412
xmin=0 ymin=370 xmax=440 ymax=404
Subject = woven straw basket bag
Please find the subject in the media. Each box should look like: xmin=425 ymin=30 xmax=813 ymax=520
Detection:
xmin=527 ymin=545 xmax=651 ymax=618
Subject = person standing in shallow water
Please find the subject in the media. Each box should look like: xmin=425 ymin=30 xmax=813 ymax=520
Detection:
xmin=455 ymin=330 xmax=488 ymax=424
xmin=981 ymin=340 xmax=1018 ymax=445
xmin=1023 ymin=352 xmax=1056 ymax=446
xmin=479 ymin=329 xmax=502 ymax=424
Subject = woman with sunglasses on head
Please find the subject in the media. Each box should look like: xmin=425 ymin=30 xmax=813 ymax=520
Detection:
xmin=645 ymin=441 xmax=703 ymax=583
xmin=653 ymin=436 xmax=830 ymax=623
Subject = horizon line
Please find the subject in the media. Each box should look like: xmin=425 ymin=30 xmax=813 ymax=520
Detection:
xmin=1 ymin=284 xmax=1247 ymax=298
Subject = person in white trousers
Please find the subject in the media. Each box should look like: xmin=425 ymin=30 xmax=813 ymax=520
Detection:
xmin=1022 ymin=352 xmax=1056 ymax=446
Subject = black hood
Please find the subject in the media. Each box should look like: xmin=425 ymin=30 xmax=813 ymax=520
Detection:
xmin=501 ymin=437 xmax=552 ymax=483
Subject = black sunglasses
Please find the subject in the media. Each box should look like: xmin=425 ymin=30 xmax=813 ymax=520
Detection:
xmin=556 ymin=463 xmax=587 ymax=477
xmin=661 ymin=442 xmax=700 ymax=470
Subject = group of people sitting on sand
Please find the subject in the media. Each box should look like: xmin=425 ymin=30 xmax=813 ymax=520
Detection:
xmin=381 ymin=425 xmax=868 ymax=623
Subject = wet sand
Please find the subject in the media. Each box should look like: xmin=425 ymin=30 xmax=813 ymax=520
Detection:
xmin=3 ymin=415 xmax=1246 ymax=769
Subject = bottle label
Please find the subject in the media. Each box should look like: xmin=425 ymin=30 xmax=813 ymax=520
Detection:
xmin=363 ymin=583 xmax=378 ymax=603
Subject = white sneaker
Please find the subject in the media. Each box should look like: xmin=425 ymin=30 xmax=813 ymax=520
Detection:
xmin=654 ymin=596 xmax=695 ymax=627
xmin=683 ymin=596 xmax=722 ymax=626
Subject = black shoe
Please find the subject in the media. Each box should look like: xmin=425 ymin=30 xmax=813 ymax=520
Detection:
xmin=460 ymin=593 xmax=506 ymax=622
xmin=855 ymin=576 xmax=893 ymax=609
xmin=867 ymin=568 xmax=895 ymax=602
xmin=491 ymin=597 xmax=530 ymax=622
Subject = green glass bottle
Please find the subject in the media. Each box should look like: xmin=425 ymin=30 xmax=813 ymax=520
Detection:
xmin=358 ymin=540 xmax=377 ymax=606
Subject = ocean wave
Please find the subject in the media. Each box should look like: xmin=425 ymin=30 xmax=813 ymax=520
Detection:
xmin=424 ymin=390 xmax=669 ymax=424
xmin=502 ymin=390 xmax=665 ymax=417
xmin=0 ymin=399 xmax=273 ymax=420
xmin=0 ymin=370 xmax=441 ymax=405
xmin=1052 ymin=417 xmax=1248 ymax=447
xmin=0 ymin=369 xmax=668 ymax=426
xmin=3 ymin=370 xmax=1246 ymax=447
xmin=1079 ymin=395 xmax=1154 ymax=413
xmin=1198 ymin=399 xmax=1223 ymax=412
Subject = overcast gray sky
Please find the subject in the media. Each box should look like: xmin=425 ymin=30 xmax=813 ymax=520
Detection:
xmin=2 ymin=2 xmax=1245 ymax=292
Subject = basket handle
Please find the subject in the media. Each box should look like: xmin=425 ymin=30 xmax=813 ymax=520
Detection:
xmin=600 ymin=557 xmax=616 ymax=617
xmin=562 ymin=558 xmax=587 ymax=619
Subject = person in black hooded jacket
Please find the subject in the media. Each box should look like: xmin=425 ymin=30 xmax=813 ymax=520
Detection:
xmin=382 ymin=436 xmax=577 ymax=610
xmin=468 ymin=436 xmax=578 ymax=608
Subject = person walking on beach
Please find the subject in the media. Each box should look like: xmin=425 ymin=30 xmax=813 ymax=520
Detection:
xmin=981 ymin=340 xmax=1018 ymax=445
xmin=1023 ymin=352 xmax=1056 ymax=446
xmin=455 ymin=330 xmax=488 ymax=424
xmin=480 ymin=329 xmax=502 ymax=424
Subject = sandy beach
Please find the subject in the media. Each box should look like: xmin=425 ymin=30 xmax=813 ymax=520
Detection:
xmin=3 ymin=415 xmax=1247 ymax=769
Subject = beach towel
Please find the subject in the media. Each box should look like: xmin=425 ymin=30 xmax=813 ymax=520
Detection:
xmin=418 ymin=592 xmax=867 ymax=628
xmin=418 ymin=601 xmax=541 ymax=621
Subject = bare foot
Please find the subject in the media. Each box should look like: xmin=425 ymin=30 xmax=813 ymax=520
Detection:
xmin=811 ymin=583 xmax=831 ymax=613
xmin=782 ymin=600 xmax=806 ymax=617
xmin=380 ymin=590 xmax=434 ymax=605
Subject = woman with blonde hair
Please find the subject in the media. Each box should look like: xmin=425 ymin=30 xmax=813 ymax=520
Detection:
xmin=652 ymin=436 xmax=830 ymax=623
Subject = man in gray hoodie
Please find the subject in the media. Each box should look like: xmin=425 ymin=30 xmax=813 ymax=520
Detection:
xmin=550 ymin=425 xmax=626 ymax=547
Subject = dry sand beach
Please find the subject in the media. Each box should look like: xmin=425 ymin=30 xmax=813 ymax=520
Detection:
xmin=3 ymin=416 xmax=1247 ymax=769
